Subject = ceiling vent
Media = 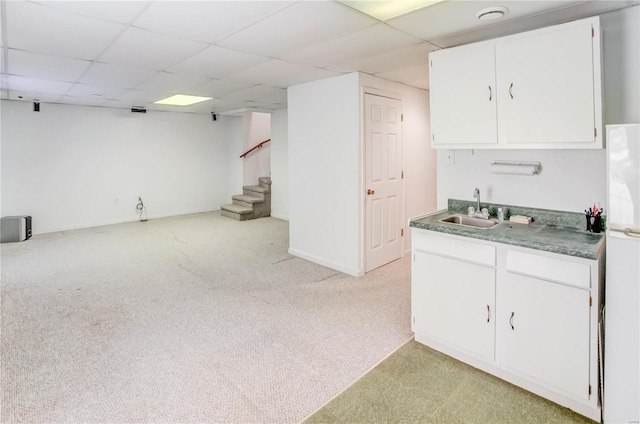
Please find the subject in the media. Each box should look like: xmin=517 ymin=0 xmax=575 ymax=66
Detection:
xmin=476 ymin=6 xmax=508 ymax=21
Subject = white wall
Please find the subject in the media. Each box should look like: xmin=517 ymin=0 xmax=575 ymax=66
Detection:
xmin=1 ymin=100 xmax=242 ymax=234
xmin=270 ymin=108 xmax=288 ymax=220
xmin=242 ymin=111 xmax=271 ymax=185
xmin=436 ymin=6 xmax=639 ymax=213
xmin=288 ymin=73 xmax=362 ymax=276
xmin=288 ymin=72 xmax=435 ymax=276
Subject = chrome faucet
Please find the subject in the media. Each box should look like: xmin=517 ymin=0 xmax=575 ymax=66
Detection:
xmin=473 ymin=188 xmax=481 ymax=212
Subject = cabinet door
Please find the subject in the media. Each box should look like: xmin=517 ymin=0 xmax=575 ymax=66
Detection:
xmin=496 ymin=21 xmax=596 ymax=144
xmin=502 ymin=272 xmax=591 ymax=400
xmin=429 ymin=43 xmax=498 ymax=145
xmin=413 ymin=251 xmax=496 ymax=361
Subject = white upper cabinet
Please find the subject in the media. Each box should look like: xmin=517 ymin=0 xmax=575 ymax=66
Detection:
xmin=429 ymin=17 xmax=602 ymax=150
xmin=430 ymin=43 xmax=498 ymax=145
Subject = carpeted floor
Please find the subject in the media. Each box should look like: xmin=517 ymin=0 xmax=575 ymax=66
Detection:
xmin=304 ymin=340 xmax=597 ymax=424
xmin=1 ymin=212 xmax=413 ymax=422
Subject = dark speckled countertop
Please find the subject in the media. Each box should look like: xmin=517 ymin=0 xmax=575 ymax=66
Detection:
xmin=409 ymin=200 xmax=605 ymax=260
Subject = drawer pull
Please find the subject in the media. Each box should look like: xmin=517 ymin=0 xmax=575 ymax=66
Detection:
xmin=509 ymin=83 xmax=514 ymax=99
xmin=487 ymin=305 xmax=491 ymax=323
xmin=488 ymin=85 xmax=492 ymax=101
xmin=509 ymin=312 xmax=515 ymax=330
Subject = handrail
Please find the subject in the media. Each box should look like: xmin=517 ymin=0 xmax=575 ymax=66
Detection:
xmin=240 ymin=139 xmax=271 ymax=158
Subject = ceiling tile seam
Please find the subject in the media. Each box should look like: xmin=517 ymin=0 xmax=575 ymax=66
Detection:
xmin=379 ymin=21 xmax=444 ymax=49
xmin=61 ymin=2 xmax=155 ymax=99
xmin=332 ymin=0 xmax=385 ymax=24
xmin=203 ymin=1 xmax=299 ymax=46
xmin=1 ymin=0 xmax=10 ymax=95
xmin=33 ymin=0 xmax=151 ymax=26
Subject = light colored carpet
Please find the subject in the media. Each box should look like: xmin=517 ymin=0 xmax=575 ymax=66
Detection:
xmin=304 ymin=340 xmax=597 ymax=424
xmin=1 ymin=212 xmax=412 ymax=423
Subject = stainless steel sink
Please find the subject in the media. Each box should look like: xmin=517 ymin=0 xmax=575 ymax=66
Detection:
xmin=439 ymin=215 xmax=499 ymax=229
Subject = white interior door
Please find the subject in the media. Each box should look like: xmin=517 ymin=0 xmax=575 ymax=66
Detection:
xmin=365 ymin=94 xmax=403 ymax=272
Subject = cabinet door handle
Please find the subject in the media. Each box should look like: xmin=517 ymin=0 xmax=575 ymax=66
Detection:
xmin=509 ymin=83 xmax=514 ymax=99
xmin=509 ymin=312 xmax=515 ymax=330
xmin=487 ymin=305 xmax=491 ymax=322
xmin=488 ymin=85 xmax=492 ymax=101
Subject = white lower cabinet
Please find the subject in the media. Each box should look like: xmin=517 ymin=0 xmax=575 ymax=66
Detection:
xmin=411 ymin=228 xmax=602 ymax=421
xmin=502 ymin=272 xmax=591 ymax=400
xmin=413 ymin=251 xmax=496 ymax=362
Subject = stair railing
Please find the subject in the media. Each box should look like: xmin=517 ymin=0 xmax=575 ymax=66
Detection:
xmin=240 ymin=139 xmax=271 ymax=158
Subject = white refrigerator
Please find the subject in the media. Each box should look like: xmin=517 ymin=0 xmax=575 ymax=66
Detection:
xmin=604 ymin=124 xmax=640 ymax=424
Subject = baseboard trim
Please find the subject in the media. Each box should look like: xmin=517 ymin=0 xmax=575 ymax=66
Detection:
xmin=288 ymin=248 xmax=363 ymax=277
xmin=34 ymin=208 xmax=221 ymax=236
xmin=270 ymin=213 xmax=289 ymax=221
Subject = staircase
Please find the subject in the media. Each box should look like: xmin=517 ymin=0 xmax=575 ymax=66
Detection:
xmin=221 ymin=177 xmax=272 ymax=221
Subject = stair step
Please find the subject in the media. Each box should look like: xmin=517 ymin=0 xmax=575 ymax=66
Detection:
xmin=220 ymin=204 xmax=253 ymax=215
xmin=243 ymin=185 xmax=269 ymax=194
xmin=259 ymin=177 xmax=272 ymax=185
xmin=232 ymin=194 xmax=264 ymax=204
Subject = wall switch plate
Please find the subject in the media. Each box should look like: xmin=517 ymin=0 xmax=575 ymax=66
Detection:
xmin=447 ymin=150 xmax=455 ymax=165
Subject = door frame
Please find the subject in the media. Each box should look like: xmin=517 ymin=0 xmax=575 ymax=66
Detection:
xmin=360 ymin=87 xmax=406 ymax=274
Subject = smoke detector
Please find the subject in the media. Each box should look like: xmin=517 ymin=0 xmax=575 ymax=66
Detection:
xmin=476 ymin=6 xmax=508 ymax=21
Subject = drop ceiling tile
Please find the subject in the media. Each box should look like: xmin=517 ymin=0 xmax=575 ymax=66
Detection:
xmin=282 ymin=24 xmax=422 ymax=68
xmin=5 ymin=1 xmax=126 ymax=60
xmin=224 ymin=59 xmax=322 ymax=87
xmin=134 ymin=72 xmax=210 ymax=95
xmin=133 ymin=1 xmax=292 ymax=43
xmin=8 ymin=91 xmax=61 ymax=103
xmin=66 ymin=83 xmax=128 ymax=99
xmin=112 ymin=89 xmax=157 ymax=106
xmin=33 ymin=1 xmax=149 ymax=24
xmin=220 ymin=86 xmax=287 ymax=102
xmin=259 ymin=91 xmax=288 ymax=104
xmin=168 ymin=45 xmax=269 ymax=79
xmin=428 ymin=1 xmax=635 ymax=48
xmin=99 ymin=27 xmax=208 ymax=70
xmin=374 ymin=64 xmax=430 ymax=89
xmin=386 ymin=0 xmax=585 ymax=43
xmin=79 ymin=63 xmax=158 ymax=89
xmin=277 ymin=68 xmax=344 ymax=88
xmin=218 ymin=1 xmax=376 ymax=57
xmin=327 ymin=42 xmax=438 ymax=74
xmin=58 ymin=95 xmax=108 ymax=107
xmin=100 ymin=99 xmax=140 ymax=110
xmin=188 ymin=79 xmax=254 ymax=99
xmin=7 ymin=49 xmax=91 ymax=82
xmin=6 ymin=75 xmax=73 ymax=96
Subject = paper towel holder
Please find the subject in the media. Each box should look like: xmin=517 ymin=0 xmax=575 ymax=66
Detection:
xmin=490 ymin=160 xmax=541 ymax=175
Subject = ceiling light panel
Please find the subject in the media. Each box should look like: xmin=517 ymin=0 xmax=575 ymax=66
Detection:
xmin=98 ymin=27 xmax=208 ymax=70
xmin=153 ymin=94 xmax=212 ymax=106
xmin=168 ymin=46 xmax=268 ymax=79
xmin=8 ymin=49 xmax=91 ymax=82
xmin=282 ymin=23 xmax=421 ymax=68
xmin=340 ymin=0 xmax=445 ymax=20
xmin=5 ymin=1 xmax=126 ymax=60
xmin=217 ymin=1 xmax=376 ymax=58
xmin=133 ymin=1 xmax=292 ymax=44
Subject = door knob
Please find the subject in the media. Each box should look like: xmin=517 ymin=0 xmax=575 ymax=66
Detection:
xmin=367 ymin=189 xmax=375 ymax=195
